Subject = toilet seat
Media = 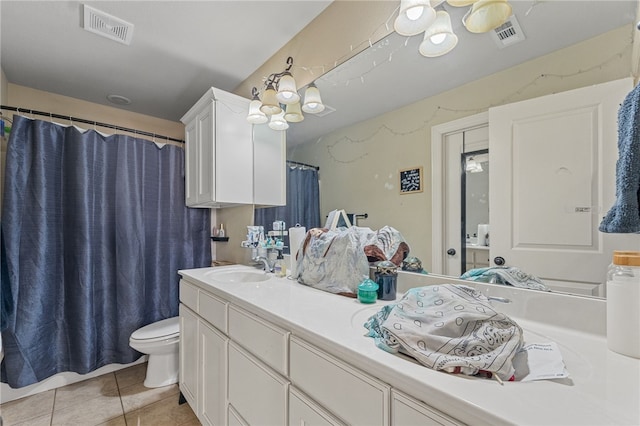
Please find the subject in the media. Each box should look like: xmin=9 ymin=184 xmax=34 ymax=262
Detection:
xmin=130 ymin=317 xmax=179 ymax=343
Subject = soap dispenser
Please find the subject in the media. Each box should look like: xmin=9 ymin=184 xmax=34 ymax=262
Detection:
xmin=274 ymin=252 xmax=287 ymax=278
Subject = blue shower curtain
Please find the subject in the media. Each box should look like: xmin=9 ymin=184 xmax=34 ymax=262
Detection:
xmin=0 ymin=116 xmax=211 ymax=388
xmin=254 ymin=165 xmax=320 ymax=252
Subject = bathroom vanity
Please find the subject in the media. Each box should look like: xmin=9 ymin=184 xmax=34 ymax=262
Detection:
xmin=178 ymin=265 xmax=639 ymax=426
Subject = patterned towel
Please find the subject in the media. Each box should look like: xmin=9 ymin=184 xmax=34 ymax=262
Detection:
xmin=460 ymin=266 xmax=550 ymax=291
xmin=365 ymin=285 xmax=523 ymax=380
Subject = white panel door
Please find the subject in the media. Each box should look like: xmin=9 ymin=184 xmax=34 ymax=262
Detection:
xmin=179 ymin=304 xmax=199 ymax=411
xmin=199 ymin=320 xmax=228 ymax=426
xmin=489 ymin=78 xmax=638 ymax=294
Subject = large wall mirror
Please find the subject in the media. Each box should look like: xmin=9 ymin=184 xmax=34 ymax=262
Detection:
xmin=284 ymin=0 xmax=639 ymax=299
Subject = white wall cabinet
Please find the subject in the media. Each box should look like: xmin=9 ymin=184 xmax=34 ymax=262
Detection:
xmin=181 ymin=87 xmax=286 ymax=208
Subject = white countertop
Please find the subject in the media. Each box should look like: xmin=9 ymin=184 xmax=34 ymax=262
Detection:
xmin=179 ymin=265 xmax=640 ymax=426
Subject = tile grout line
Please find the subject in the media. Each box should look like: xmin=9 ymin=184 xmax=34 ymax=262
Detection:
xmin=49 ymin=388 xmax=56 ymax=426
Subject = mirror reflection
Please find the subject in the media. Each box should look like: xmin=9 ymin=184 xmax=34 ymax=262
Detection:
xmin=280 ymin=1 xmax=639 ymax=299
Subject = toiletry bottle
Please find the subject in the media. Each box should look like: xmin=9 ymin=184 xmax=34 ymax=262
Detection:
xmin=274 ymin=253 xmax=286 ymax=277
xmin=606 ymin=251 xmax=640 ymax=359
xmin=218 ymin=224 xmax=225 ymax=238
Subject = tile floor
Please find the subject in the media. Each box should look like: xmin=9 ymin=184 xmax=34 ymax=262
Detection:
xmin=0 ymin=363 xmax=199 ymax=426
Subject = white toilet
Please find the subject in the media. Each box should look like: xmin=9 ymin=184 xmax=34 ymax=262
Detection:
xmin=129 ymin=316 xmax=180 ymax=388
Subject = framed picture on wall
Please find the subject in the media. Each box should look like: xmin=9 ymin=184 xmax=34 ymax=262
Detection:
xmin=399 ymin=167 xmax=423 ymax=194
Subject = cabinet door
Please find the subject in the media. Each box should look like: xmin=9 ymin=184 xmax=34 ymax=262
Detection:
xmin=179 ymin=304 xmax=199 ymax=411
xmin=196 ymin=104 xmax=216 ymax=205
xmin=214 ymin=95 xmax=253 ymax=204
xmin=199 ymin=320 xmax=228 ymax=426
xmin=391 ymin=390 xmax=463 ymax=426
xmin=228 ymin=342 xmax=288 ymax=426
xmin=253 ymin=124 xmax=286 ymax=206
xmin=184 ymin=119 xmax=199 ymax=206
xmin=289 ymin=387 xmax=345 ymax=426
xmin=290 ymin=337 xmax=390 ymax=426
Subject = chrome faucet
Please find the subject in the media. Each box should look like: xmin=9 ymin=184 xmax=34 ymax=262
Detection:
xmin=253 ymin=256 xmax=272 ymax=272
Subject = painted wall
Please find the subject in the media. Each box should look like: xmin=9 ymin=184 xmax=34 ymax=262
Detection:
xmin=289 ymin=26 xmax=633 ymax=271
xmin=6 ymin=84 xmax=184 ymax=140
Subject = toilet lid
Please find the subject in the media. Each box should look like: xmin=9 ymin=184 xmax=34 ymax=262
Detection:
xmin=131 ymin=316 xmax=179 ymax=340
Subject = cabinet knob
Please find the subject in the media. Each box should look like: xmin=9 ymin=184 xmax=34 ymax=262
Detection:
xmin=494 ymin=256 xmax=505 ymax=266
xmin=447 ymin=248 xmax=456 ymax=256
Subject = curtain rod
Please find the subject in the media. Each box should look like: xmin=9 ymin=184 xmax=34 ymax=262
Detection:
xmin=1 ymin=105 xmax=185 ymax=144
xmin=287 ymin=160 xmax=319 ymax=171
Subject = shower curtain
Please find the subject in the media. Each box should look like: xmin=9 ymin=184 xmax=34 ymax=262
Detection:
xmin=0 ymin=116 xmax=211 ymax=388
xmin=254 ymin=165 xmax=321 ymax=251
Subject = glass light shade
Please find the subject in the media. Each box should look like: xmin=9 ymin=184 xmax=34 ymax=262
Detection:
xmin=268 ymin=111 xmax=289 ymax=130
xmin=393 ymin=0 xmax=436 ymax=36
xmin=284 ymin=102 xmax=304 ymax=123
xmin=418 ymin=11 xmax=458 ymax=57
xmin=259 ymin=84 xmax=282 ymax=115
xmin=302 ymin=84 xmax=325 ymax=114
xmin=246 ymin=99 xmax=268 ymax=124
xmin=446 ymin=0 xmax=477 ymax=6
xmin=463 ymin=0 xmax=512 ymax=33
xmin=275 ymin=72 xmax=300 ymax=105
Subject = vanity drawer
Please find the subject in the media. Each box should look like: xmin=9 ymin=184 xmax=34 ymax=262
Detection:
xmin=198 ymin=290 xmax=227 ymax=333
xmin=391 ymin=389 xmax=463 ymax=426
xmin=179 ymin=280 xmax=198 ymax=311
xmin=290 ymin=336 xmax=390 ymax=426
xmin=228 ymin=305 xmax=289 ymax=375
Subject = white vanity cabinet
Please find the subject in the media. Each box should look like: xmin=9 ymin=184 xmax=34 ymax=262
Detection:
xmin=179 ymin=272 xmax=465 ymax=426
xmin=181 ymin=87 xmax=286 ymax=208
xmin=179 ymin=280 xmax=228 ymax=426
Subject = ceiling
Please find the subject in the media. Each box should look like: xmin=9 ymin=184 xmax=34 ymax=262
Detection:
xmin=1 ymin=1 xmax=637 ymax=147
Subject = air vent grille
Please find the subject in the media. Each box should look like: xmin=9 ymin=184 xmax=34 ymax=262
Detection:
xmin=83 ymin=5 xmax=134 ymax=45
xmin=490 ymin=15 xmax=525 ymax=49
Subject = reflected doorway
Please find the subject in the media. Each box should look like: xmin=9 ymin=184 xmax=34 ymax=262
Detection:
xmin=462 ymin=150 xmax=489 ymax=274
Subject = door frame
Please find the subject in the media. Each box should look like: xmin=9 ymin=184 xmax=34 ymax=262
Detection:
xmin=431 ymin=112 xmax=488 ymax=275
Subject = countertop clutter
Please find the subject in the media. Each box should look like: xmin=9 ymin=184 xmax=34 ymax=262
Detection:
xmin=179 ymin=265 xmax=640 ymax=426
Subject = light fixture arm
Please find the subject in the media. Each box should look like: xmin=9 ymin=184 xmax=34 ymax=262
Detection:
xmin=265 ymin=56 xmax=295 ymax=88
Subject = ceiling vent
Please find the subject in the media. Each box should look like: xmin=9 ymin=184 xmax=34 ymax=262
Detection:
xmin=83 ymin=5 xmax=134 ymax=45
xmin=313 ymin=104 xmax=336 ymax=118
xmin=490 ymin=15 xmax=525 ymax=49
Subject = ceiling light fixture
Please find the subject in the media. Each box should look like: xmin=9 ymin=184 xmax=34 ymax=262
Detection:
xmin=247 ymin=57 xmax=325 ymax=129
xmin=395 ymin=0 xmax=512 ymax=58
xmin=394 ymin=0 xmax=437 ymax=36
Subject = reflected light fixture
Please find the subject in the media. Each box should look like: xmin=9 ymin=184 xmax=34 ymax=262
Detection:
xmin=247 ymin=56 xmax=325 ymax=130
xmin=394 ymin=0 xmax=512 ymax=57
xmin=302 ymin=83 xmax=325 ymax=114
xmin=394 ymin=0 xmax=437 ymax=36
xmin=419 ymin=10 xmax=457 ymax=57
xmin=465 ymin=157 xmax=484 ymax=173
xmin=463 ymin=0 xmax=512 ymax=33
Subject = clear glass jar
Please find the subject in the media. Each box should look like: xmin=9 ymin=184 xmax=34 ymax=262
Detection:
xmin=606 ymin=251 xmax=640 ymax=359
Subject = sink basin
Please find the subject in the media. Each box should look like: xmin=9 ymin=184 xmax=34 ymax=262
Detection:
xmin=206 ymin=270 xmax=270 ymax=283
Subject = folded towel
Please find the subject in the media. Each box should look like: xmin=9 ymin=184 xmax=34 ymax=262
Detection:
xmin=599 ymin=83 xmax=640 ymax=233
xmin=364 ymin=284 xmax=523 ymax=381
